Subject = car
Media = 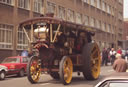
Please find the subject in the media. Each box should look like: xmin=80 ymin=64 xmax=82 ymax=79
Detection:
xmin=95 ymin=73 xmax=128 ymax=87
xmin=0 ymin=65 xmax=8 ymax=80
xmin=0 ymin=56 xmax=29 ymax=77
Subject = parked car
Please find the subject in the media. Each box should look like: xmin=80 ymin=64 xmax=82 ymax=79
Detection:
xmin=95 ymin=73 xmax=128 ymax=87
xmin=0 ymin=65 xmax=8 ymax=80
xmin=0 ymin=56 xmax=29 ymax=77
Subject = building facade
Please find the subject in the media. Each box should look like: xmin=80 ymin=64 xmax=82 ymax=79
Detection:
xmin=0 ymin=0 xmax=123 ymax=59
xmin=122 ymin=19 xmax=128 ymax=49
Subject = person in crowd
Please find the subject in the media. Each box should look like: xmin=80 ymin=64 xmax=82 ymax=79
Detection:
xmin=113 ymin=53 xmax=127 ymax=72
xmin=21 ymin=48 xmax=28 ymax=57
xmin=109 ymin=48 xmax=116 ymax=65
xmin=102 ymin=48 xmax=109 ymax=66
xmin=125 ymin=50 xmax=128 ymax=63
xmin=107 ymin=47 xmax=111 ymax=63
xmin=117 ymin=47 xmax=122 ymax=55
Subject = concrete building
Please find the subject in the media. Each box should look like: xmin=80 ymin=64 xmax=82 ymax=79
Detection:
xmin=0 ymin=0 xmax=124 ymax=59
xmin=122 ymin=20 xmax=128 ymax=49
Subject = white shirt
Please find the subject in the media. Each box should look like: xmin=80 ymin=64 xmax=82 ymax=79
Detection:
xmin=110 ymin=50 xmax=116 ymax=55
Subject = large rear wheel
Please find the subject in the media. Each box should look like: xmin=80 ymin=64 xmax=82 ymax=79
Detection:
xmin=59 ymin=56 xmax=73 ymax=85
xmin=27 ymin=56 xmax=41 ymax=84
xmin=82 ymin=42 xmax=101 ymax=80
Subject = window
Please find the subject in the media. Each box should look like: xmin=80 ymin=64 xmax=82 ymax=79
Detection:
xmin=118 ymin=12 xmax=123 ymax=20
xmin=112 ymin=26 xmax=115 ymax=34
xmin=108 ymin=24 xmax=111 ymax=32
xmin=97 ymin=0 xmax=101 ymax=9
xmin=90 ymin=17 xmax=95 ymax=27
xmin=97 ymin=20 xmax=101 ymax=29
xmin=83 ymin=15 xmax=89 ymax=26
xmin=67 ymin=9 xmax=75 ymax=22
xmin=76 ymin=12 xmax=82 ymax=24
xmin=102 ymin=22 xmax=105 ymax=31
xmin=0 ymin=24 xmax=13 ymax=49
xmin=90 ymin=0 xmax=95 ymax=6
xmin=102 ymin=1 xmax=106 ymax=12
xmin=17 ymin=29 xmax=28 ymax=50
xmin=0 ymin=0 xmax=13 ymax=5
xmin=107 ymin=5 xmax=111 ymax=14
xmin=58 ymin=6 xmax=66 ymax=20
xmin=83 ymin=0 xmax=89 ymax=4
xmin=22 ymin=57 xmax=28 ymax=63
xmin=111 ymin=7 xmax=114 ymax=16
xmin=18 ymin=0 xmax=30 ymax=9
xmin=47 ymin=2 xmax=56 ymax=14
xmin=34 ymin=0 xmax=43 ymax=13
xmin=109 ymin=82 xmax=128 ymax=87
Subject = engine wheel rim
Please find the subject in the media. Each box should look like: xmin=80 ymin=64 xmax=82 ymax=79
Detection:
xmin=63 ymin=57 xmax=73 ymax=84
xmin=30 ymin=58 xmax=41 ymax=82
xmin=90 ymin=43 xmax=101 ymax=79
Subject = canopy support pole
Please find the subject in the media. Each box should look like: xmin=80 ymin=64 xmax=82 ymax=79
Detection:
xmin=23 ymin=27 xmax=31 ymax=43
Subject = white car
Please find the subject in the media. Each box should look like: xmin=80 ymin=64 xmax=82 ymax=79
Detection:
xmin=95 ymin=73 xmax=128 ymax=87
xmin=0 ymin=65 xmax=8 ymax=80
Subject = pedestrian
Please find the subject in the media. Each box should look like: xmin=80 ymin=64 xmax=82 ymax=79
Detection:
xmin=117 ymin=47 xmax=122 ymax=55
xmin=109 ymin=48 xmax=116 ymax=65
xmin=113 ymin=53 xmax=127 ymax=72
xmin=21 ymin=48 xmax=28 ymax=57
xmin=102 ymin=48 xmax=109 ymax=66
xmin=125 ymin=50 xmax=128 ymax=63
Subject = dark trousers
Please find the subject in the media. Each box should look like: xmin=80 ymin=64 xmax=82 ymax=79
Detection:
xmin=111 ymin=55 xmax=115 ymax=65
xmin=102 ymin=57 xmax=108 ymax=66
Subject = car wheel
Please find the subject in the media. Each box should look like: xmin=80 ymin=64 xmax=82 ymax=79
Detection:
xmin=0 ymin=71 xmax=6 ymax=80
xmin=18 ymin=69 xmax=24 ymax=77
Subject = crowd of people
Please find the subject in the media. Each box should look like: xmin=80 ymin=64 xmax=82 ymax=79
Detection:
xmin=101 ymin=47 xmax=128 ymax=72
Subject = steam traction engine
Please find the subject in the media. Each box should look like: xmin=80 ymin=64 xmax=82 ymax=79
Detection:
xmin=19 ymin=16 xmax=101 ymax=85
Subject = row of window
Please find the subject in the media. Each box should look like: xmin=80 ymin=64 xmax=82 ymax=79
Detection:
xmin=83 ymin=0 xmax=123 ymax=18
xmin=47 ymin=1 xmax=120 ymax=34
xmin=0 ymin=0 xmax=13 ymax=5
xmin=0 ymin=0 xmax=43 ymax=13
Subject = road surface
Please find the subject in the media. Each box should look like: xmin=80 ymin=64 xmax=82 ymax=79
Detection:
xmin=0 ymin=66 xmax=115 ymax=87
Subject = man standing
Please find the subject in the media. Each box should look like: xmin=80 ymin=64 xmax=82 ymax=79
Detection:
xmin=102 ymin=48 xmax=109 ymax=66
xmin=109 ymin=48 xmax=116 ymax=65
xmin=113 ymin=53 xmax=127 ymax=72
xmin=21 ymin=48 xmax=28 ymax=57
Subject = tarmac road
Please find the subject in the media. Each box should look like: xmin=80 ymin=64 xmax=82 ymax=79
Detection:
xmin=0 ymin=66 xmax=115 ymax=87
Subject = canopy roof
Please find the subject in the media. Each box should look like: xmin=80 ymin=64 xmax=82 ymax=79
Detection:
xmin=19 ymin=16 xmax=95 ymax=32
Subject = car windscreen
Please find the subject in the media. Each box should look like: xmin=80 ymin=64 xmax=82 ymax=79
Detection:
xmin=109 ymin=82 xmax=128 ymax=87
xmin=1 ymin=58 xmax=20 ymax=63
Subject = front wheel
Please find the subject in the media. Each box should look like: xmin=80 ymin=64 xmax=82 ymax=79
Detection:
xmin=0 ymin=71 xmax=6 ymax=80
xmin=27 ymin=56 xmax=41 ymax=84
xmin=59 ymin=56 xmax=73 ymax=85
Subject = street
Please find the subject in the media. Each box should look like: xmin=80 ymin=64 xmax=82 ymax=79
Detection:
xmin=0 ymin=66 xmax=115 ymax=87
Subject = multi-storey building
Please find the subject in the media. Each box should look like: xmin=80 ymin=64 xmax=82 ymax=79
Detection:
xmin=0 ymin=0 xmax=123 ymax=59
xmin=122 ymin=19 xmax=128 ymax=49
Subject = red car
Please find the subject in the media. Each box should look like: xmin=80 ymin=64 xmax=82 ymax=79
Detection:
xmin=0 ymin=56 xmax=29 ymax=77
